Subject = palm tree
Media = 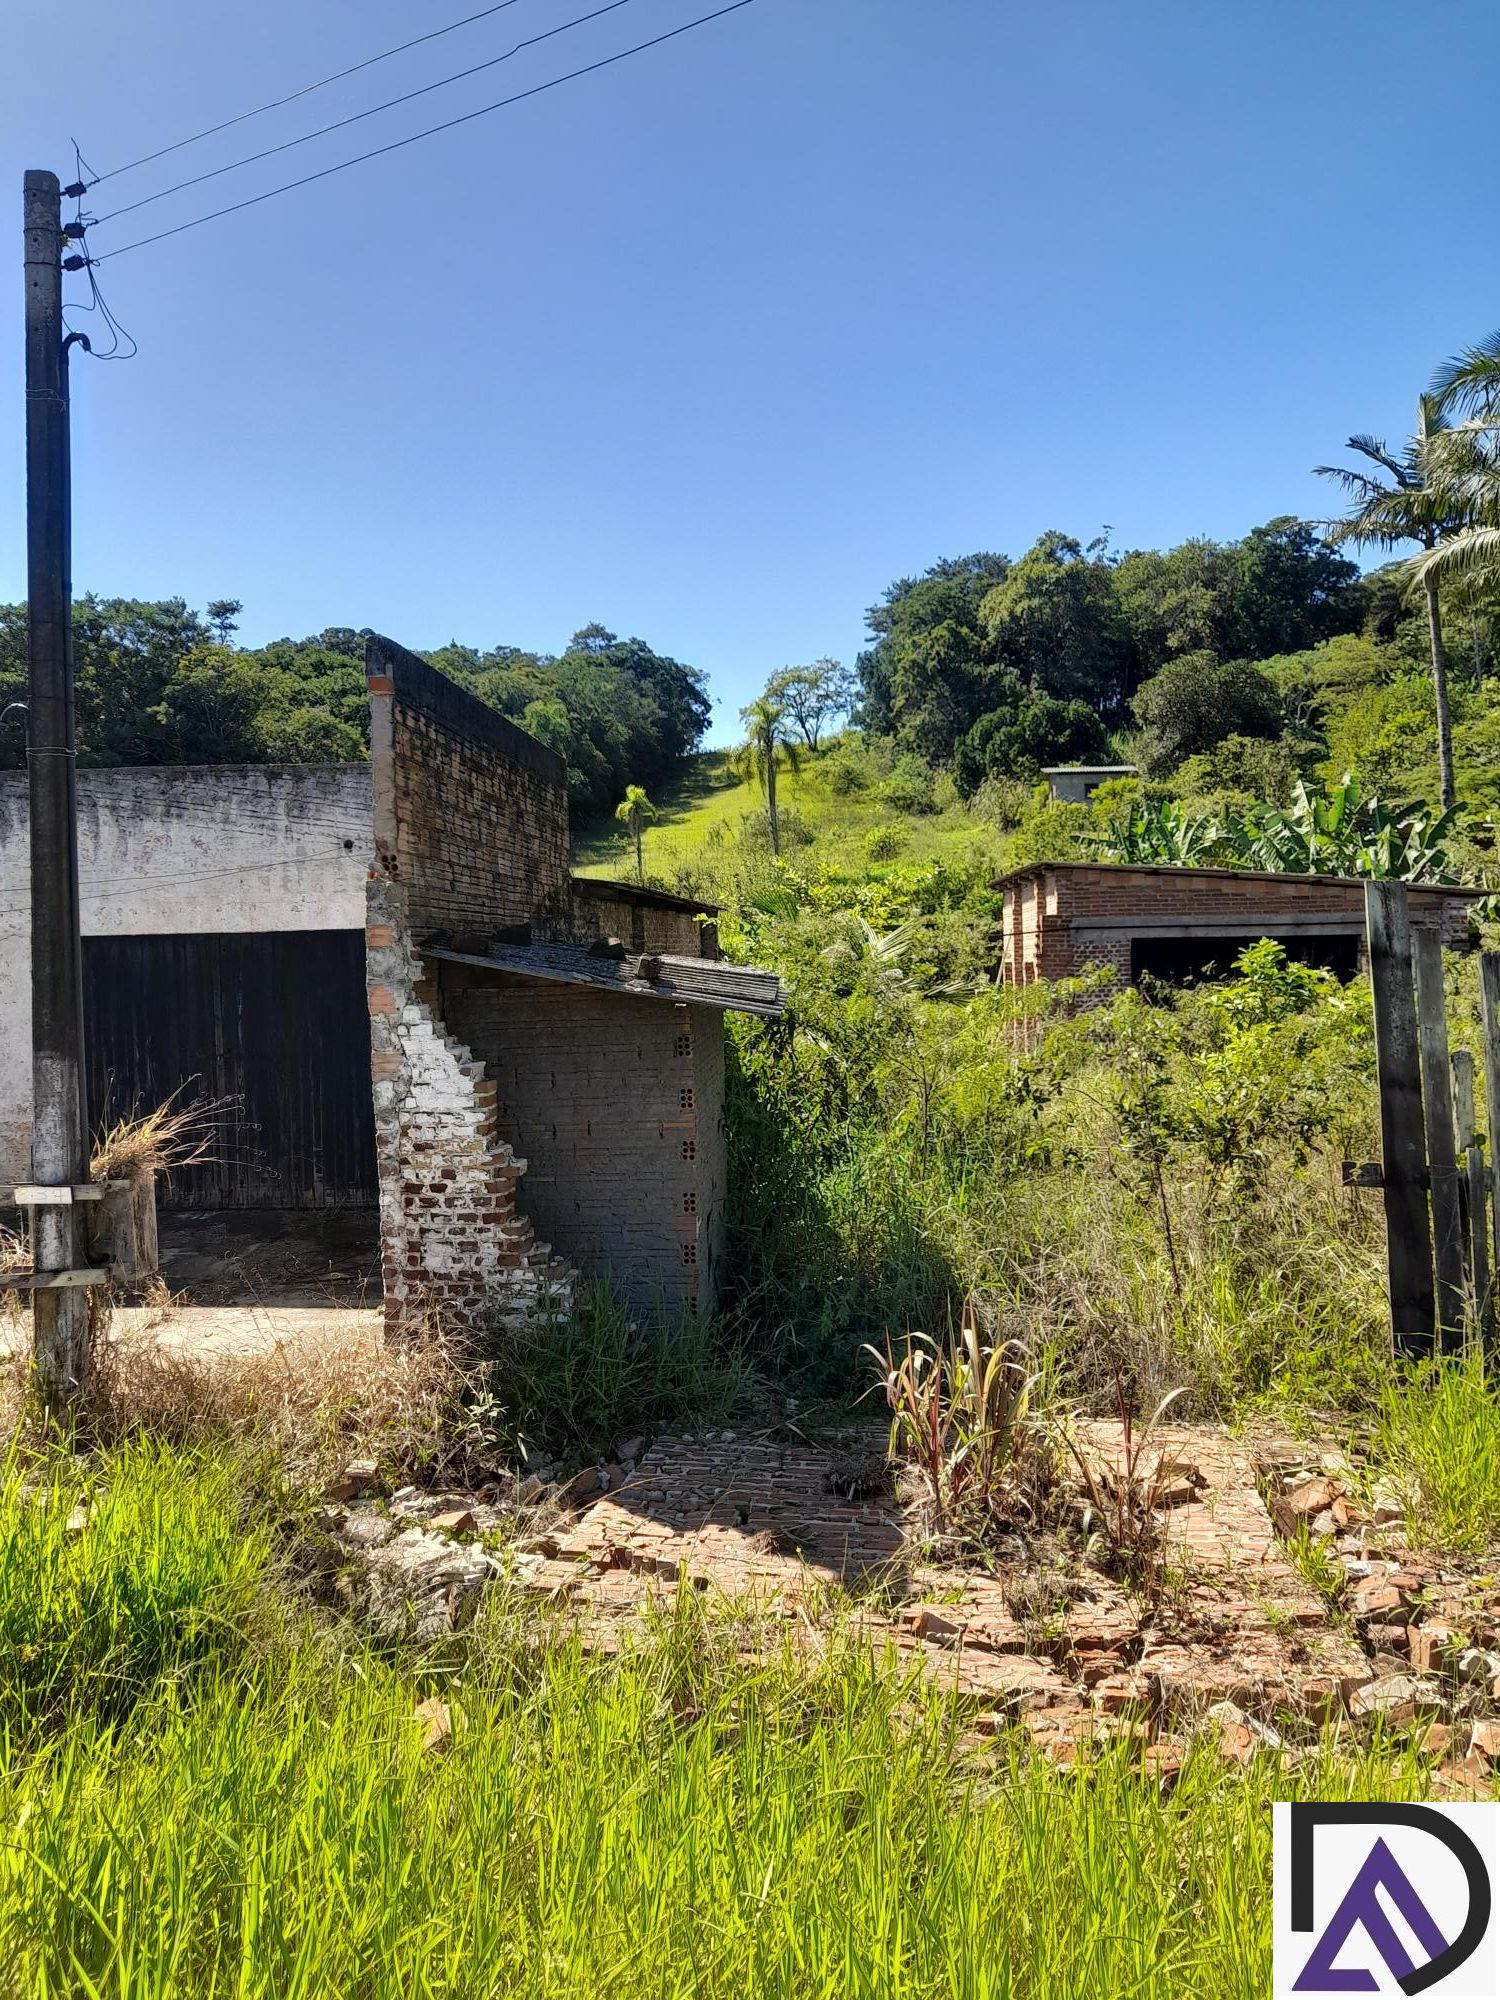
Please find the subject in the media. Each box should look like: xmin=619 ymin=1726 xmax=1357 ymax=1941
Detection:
xmin=1404 ymin=334 xmax=1500 ymax=610
xmin=1317 ymin=398 xmax=1461 ymax=809
xmin=732 ymin=696 xmax=800 ymax=857
xmin=614 ymin=783 xmax=658 ymax=884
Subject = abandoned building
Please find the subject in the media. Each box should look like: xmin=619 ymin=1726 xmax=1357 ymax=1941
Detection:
xmin=1040 ymin=764 xmax=1137 ymax=804
xmin=0 ymin=636 xmax=782 ymax=1327
xmin=998 ymin=860 xmax=1479 ymax=989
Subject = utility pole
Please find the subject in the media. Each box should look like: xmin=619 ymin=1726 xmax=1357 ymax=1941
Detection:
xmin=23 ymin=168 xmax=91 ymax=1408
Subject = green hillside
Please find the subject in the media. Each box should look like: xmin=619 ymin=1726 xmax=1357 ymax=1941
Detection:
xmin=571 ymin=737 xmax=1005 ymax=891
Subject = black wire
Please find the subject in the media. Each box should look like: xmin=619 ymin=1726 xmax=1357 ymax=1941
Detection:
xmin=93 ymin=0 xmax=637 ymax=229
xmin=92 ymin=1 xmax=755 ymax=265
xmin=88 ymin=0 xmax=528 ymax=186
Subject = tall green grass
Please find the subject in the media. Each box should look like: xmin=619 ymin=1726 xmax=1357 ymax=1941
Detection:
xmin=483 ymin=1283 xmax=753 ymax=1461
xmin=0 ymin=1438 xmax=273 ymax=1741
xmin=1374 ymin=1349 xmax=1500 ymax=1557
xmin=0 ymin=1587 xmax=1440 ymax=2000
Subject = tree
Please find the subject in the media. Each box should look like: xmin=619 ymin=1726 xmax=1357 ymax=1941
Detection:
xmin=951 ymin=678 xmax=1107 ymax=792
xmin=1131 ymin=652 xmax=1282 ymax=774
xmin=1317 ymin=401 xmax=1462 ymax=809
xmin=857 ymin=553 xmax=1009 ymax=743
xmin=733 ymin=696 xmax=800 ymax=857
xmin=764 ymin=658 xmax=855 ymax=750
xmin=206 ymin=598 xmax=242 ymax=645
xmin=1233 ymin=518 xmax=1360 ymax=659
xmin=1113 ymin=537 xmax=1243 ymax=667
xmin=1404 ymin=332 xmax=1500 ymax=620
xmin=614 ymin=783 xmax=659 ymax=884
xmin=978 ymin=531 xmax=1134 ymax=710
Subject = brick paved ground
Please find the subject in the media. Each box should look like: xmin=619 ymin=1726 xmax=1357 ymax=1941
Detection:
xmin=514 ymin=1424 xmax=1372 ymax=1738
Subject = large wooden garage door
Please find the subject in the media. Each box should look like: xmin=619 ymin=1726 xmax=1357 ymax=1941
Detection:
xmin=83 ymin=931 xmax=377 ymax=1209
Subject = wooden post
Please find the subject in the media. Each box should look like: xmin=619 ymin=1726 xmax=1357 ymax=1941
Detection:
xmin=1452 ymin=1049 xmax=1490 ymax=1345
xmin=1364 ymin=882 xmax=1435 ymax=1357
xmin=1414 ymin=928 xmax=1465 ymax=1351
xmin=1480 ymin=953 xmax=1500 ymax=1353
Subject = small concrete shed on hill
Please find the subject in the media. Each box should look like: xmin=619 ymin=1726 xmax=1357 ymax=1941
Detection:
xmin=998 ymin=860 xmax=1479 ymax=990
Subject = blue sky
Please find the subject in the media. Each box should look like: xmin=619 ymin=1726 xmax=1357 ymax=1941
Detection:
xmin=4 ymin=0 xmax=1498 ymax=743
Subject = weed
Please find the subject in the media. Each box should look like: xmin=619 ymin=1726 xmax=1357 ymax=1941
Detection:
xmin=868 ymin=1297 xmax=1053 ymax=1550
xmin=480 ymin=1281 xmax=752 ymax=1464
xmin=1058 ymin=1367 xmax=1189 ymax=1593
xmin=1373 ymin=1349 xmax=1500 ymax=1558
xmin=1284 ymin=1520 xmax=1348 ymax=1609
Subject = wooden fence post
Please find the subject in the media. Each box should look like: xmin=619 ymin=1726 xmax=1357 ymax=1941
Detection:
xmin=1479 ymin=952 xmax=1500 ymax=1355
xmin=1413 ymin=928 xmax=1465 ymax=1351
xmin=1452 ymin=1048 xmax=1491 ymax=1345
xmin=1364 ymin=882 xmax=1435 ymax=1358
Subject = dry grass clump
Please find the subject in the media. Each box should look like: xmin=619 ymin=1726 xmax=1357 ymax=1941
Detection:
xmin=90 ymin=1091 xmax=228 ymax=1185
xmin=0 ymin=1228 xmax=27 ymax=1328
xmin=65 ymin=1310 xmax=481 ymax=1488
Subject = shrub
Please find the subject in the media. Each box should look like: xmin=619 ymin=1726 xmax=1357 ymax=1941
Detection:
xmin=881 ymin=754 xmax=938 ymax=814
xmin=1132 ymin=653 xmax=1282 ymax=774
xmin=864 ymin=825 xmax=907 ymax=863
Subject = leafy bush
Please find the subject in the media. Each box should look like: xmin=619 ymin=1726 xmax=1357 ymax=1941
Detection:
xmin=864 ymin=824 xmax=908 ymax=862
xmin=881 ymin=754 xmax=938 ymax=814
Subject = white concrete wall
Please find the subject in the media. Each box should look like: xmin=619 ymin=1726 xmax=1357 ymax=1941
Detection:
xmin=0 ymin=764 xmax=371 ymax=1191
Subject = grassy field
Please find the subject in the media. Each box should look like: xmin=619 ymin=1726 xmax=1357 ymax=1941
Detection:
xmin=0 ymin=1432 xmax=1450 ymax=2000
xmin=570 ymin=740 xmax=1003 ymax=888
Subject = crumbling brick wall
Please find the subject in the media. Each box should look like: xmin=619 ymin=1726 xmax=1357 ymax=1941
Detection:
xmin=366 ymin=637 xmax=575 ymax=1338
xmin=367 ymin=882 xmax=571 ymax=1333
xmin=438 ymin=962 xmax=727 ymax=1313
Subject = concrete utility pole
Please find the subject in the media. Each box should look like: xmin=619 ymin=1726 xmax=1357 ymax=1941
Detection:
xmin=23 ymin=168 xmax=91 ymax=1406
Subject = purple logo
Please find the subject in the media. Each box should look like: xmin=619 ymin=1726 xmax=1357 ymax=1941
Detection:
xmin=1286 ymin=1806 xmax=1492 ymax=1996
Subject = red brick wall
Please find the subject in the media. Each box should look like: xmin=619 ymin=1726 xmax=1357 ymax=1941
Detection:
xmin=368 ymin=633 xmax=570 ymax=937
xmin=564 ymin=879 xmax=718 ymax=957
xmin=1000 ymin=866 xmax=1472 ymax=989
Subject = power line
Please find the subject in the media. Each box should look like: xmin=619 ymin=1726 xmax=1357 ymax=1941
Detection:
xmin=92 ymin=2 xmax=754 ymax=265
xmin=93 ymin=0 xmax=639 ymax=229
xmin=89 ymin=0 xmax=529 ymax=186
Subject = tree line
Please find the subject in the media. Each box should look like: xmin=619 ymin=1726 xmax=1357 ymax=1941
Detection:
xmin=0 ymin=605 xmax=710 ymax=817
xmin=851 ymin=331 xmax=1500 ymax=819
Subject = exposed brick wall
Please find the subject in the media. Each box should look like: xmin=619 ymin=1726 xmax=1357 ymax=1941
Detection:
xmin=438 ymin=963 xmax=725 ymax=1313
xmin=1001 ymin=864 xmax=1475 ymax=990
xmin=368 ymin=633 xmax=570 ymax=937
xmin=367 ymin=878 xmax=572 ymax=1338
xmin=564 ymin=878 xmax=718 ymax=957
xmin=365 ymin=637 xmax=576 ymax=1337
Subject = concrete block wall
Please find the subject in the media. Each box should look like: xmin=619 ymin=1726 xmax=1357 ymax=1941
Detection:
xmin=0 ymin=764 xmax=369 ymax=1191
xmin=438 ymin=964 xmax=726 ymax=1313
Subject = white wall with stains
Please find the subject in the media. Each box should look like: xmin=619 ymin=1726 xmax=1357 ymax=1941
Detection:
xmin=0 ymin=764 xmax=370 ymax=1193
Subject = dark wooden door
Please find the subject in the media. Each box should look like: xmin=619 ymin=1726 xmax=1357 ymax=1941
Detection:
xmin=83 ymin=931 xmax=377 ymax=1209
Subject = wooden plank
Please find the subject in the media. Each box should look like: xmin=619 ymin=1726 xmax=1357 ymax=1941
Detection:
xmin=1452 ymin=1049 xmax=1491 ymax=1344
xmin=0 ymin=1267 xmax=109 ymax=1292
xmin=1480 ymin=953 xmax=1500 ymax=1358
xmin=1364 ymin=882 xmax=1435 ymax=1357
xmin=1414 ymin=928 xmax=1465 ymax=1351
